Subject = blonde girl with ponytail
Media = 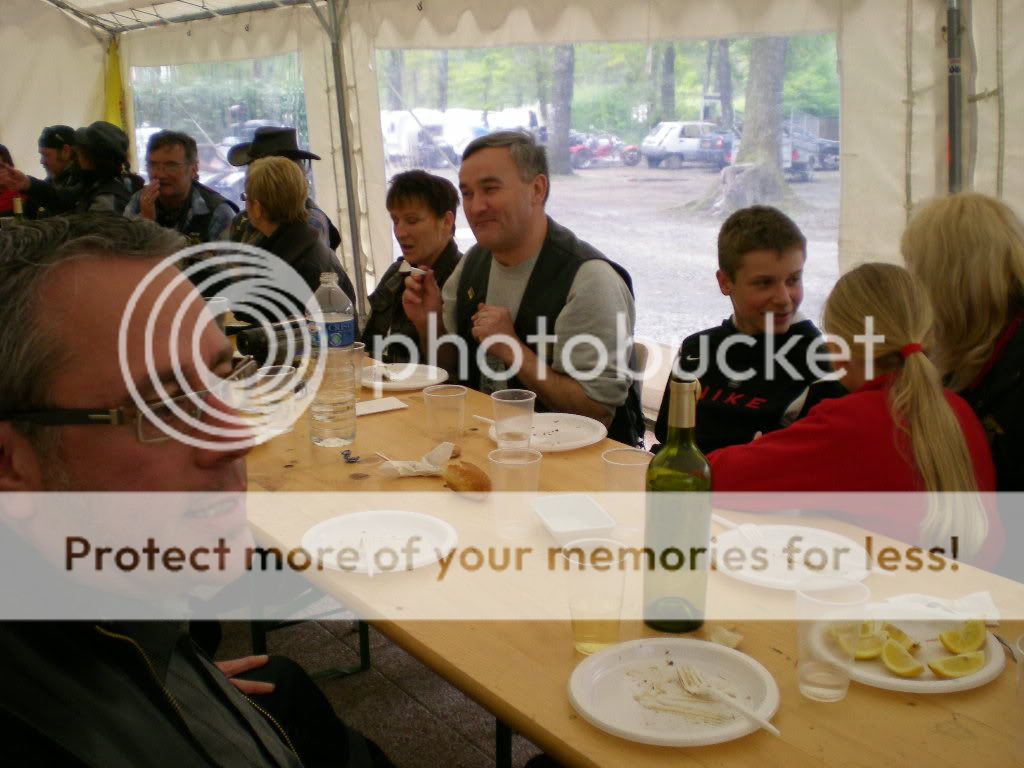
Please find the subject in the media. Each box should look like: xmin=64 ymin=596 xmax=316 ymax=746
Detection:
xmin=710 ymin=264 xmax=998 ymax=563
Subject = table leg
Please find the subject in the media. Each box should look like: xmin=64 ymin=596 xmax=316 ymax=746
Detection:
xmin=496 ymin=718 xmax=513 ymax=768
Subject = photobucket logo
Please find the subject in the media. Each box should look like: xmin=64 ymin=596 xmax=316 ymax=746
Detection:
xmin=117 ymin=242 xmax=323 ymax=450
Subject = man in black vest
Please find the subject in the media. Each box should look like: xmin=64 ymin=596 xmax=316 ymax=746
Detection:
xmin=126 ymin=130 xmax=237 ymax=244
xmin=403 ymin=131 xmax=645 ymax=446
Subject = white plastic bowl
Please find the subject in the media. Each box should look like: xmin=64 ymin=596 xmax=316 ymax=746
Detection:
xmin=531 ymin=494 xmax=616 ymax=546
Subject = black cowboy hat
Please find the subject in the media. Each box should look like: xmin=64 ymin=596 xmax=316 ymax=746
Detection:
xmin=73 ymin=121 xmax=129 ymax=164
xmin=227 ymin=126 xmax=320 ymax=166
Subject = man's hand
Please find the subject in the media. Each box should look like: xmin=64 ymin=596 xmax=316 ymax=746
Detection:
xmin=215 ymin=654 xmax=275 ymax=695
xmin=0 ymin=163 xmax=30 ymax=193
xmin=139 ymin=180 xmax=160 ymax=220
xmin=401 ymin=269 xmax=442 ymax=336
xmin=471 ymin=303 xmax=519 ymax=364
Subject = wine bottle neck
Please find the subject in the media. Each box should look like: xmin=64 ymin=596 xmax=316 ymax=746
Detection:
xmin=665 ymin=426 xmax=697 ymax=446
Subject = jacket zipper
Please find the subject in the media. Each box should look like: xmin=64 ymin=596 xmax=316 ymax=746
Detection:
xmin=243 ymin=694 xmax=304 ymax=766
xmin=93 ymin=625 xmax=192 ymax=726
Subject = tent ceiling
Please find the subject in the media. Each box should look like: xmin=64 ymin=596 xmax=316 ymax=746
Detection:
xmin=44 ymin=0 xmax=313 ymax=33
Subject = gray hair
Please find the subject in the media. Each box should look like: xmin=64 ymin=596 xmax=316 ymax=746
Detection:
xmin=0 ymin=215 xmax=185 ymax=423
xmin=462 ymin=130 xmax=549 ymax=202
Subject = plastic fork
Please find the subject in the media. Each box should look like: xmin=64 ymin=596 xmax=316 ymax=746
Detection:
xmin=676 ymin=665 xmax=781 ymax=737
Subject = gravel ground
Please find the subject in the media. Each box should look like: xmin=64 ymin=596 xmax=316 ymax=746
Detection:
xmin=411 ymin=162 xmax=840 ymax=348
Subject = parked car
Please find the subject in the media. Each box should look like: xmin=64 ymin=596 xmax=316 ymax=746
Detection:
xmin=784 ymin=125 xmax=819 ymax=182
xmin=698 ymin=129 xmax=740 ymax=169
xmin=816 ymin=138 xmax=840 ymax=170
xmin=693 ymin=125 xmax=817 ymax=182
xmin=640 ymin=121 xmax=718 ymax=169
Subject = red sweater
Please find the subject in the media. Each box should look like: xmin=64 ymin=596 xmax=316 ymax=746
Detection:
xmin=709 ymin=377 xmax=1001 ymax=564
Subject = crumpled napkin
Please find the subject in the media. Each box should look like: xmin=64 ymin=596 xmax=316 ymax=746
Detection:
xmin=379 ymin=443 xmax=454 ymax=478
xmin=884 ymin=591 xmax=1000 ymax=625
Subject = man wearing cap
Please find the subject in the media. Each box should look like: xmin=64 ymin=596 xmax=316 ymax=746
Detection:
xmin=126 ymin=130 xmax=238 ymax=245
xmin=0 ymin=121 xmax=137 ymax=216
xmin=226 ymin=126 xmax=342 ymax=252
xmin=37 ymin=125 xmax=80 ymax=209
xmin=0 ymin=125 xmax=80 ymax=217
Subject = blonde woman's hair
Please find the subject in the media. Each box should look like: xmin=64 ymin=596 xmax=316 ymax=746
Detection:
xmin=245 ymin=156 xmax=309 ymax=225
xmin=901 ymin=193 xmax=1024 ymax=391
xmin=823 ymin=263 xmax=987 ymax=556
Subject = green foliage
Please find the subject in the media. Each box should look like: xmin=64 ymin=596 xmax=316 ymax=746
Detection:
xmin=783 ymin=35 xmax=840 ymax=116
xmin=131 ymin=53 xmax=308 ymax=146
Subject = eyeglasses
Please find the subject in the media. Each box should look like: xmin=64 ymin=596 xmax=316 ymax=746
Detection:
xmin=146 ymin=160 xmax=188 ymax=173
xmin=0 ymin=356 xmax=258 ymax=444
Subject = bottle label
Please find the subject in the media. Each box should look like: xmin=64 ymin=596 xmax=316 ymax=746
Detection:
xmin=312 ymin=318 xmax=355 ymax=348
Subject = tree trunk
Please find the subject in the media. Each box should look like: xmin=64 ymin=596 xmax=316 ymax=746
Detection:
xmin=385 ymin=50 xmax=404 ymax=111
xmin=736 ymin=37 xmax=787 ymax=168
xmin=535 ymin=47 xmax=549 ymax=125
xmin=549 ymin=44 xmax=575 ymax=175
xmin=717 ymin=40 xmax=734 ymax=131
xmin=437 ymin=50 xmax=448 ymax=111
xmin=691 ymin=37 xmax=789 ymax=215
xmin=660 ymin=44 xmax=676 ymax=121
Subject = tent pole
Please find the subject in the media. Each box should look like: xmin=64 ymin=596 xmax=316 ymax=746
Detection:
xmin=947 ymin=0 xmax=962 ymax=193
xmin=310 ymin=0 xmax=368 ymax=323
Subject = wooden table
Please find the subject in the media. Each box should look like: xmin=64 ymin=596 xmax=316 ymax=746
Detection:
xmin=247 ymin=383 xmax=1023 ymax=767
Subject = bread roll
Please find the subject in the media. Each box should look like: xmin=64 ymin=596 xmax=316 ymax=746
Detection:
xmin=442 ymin=460 xmax=491 ymax=494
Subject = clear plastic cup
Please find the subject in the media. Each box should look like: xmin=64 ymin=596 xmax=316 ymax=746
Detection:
xmin=602 ymin=448 xmax=654 ymax=491
xmin=487 ymin=448 xmax=542 ymax=491
xmin=795 ymin=579 xmax=870 ymax=702
xmin=423 ymin=384 xmax=467 ymax=446
xmin=491 ymin=389 xmax=536 ymax=449
xmin=560 ymin=537 xmax=628 ymax=655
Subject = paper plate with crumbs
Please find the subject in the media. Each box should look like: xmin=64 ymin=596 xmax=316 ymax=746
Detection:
xmin=568 ymin=638 xmax=780 ymax=747
xmin=487 ymin=412 xmax=606 ymax=452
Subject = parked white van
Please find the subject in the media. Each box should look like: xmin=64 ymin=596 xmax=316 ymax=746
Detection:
xmin=640 ymin=121 xmax=719 ymax=169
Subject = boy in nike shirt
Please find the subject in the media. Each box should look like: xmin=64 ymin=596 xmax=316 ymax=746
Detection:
xmin=654 ymin=206 xmax=845 ymax=453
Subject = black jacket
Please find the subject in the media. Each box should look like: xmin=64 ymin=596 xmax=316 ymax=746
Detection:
xmin=263 ymin=219 xmax=356 ymax=304
xmin=961 ymin=311 xmax=1024 ymax=490
xmin=654 ymin=318 xmax=846 ymax=453
xmin=0 ymin=621 xmax=302 ymax=767
xmin=362 ymin=239 xmax=461 ymax=363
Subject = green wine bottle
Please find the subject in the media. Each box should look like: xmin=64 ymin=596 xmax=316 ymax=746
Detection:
xmin=643 ymin=377 xmax=712 ymax=633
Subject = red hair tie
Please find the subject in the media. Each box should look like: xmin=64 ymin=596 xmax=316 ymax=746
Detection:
xmin=900 ymin=342 xmax=923 ymax=359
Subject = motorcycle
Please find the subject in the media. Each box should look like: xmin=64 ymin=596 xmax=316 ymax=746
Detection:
xmin=570 ymin=133 xmax=641 ymax=168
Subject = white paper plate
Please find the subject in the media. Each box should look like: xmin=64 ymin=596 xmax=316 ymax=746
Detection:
xmin=360 ymin=364 xmax=448 ymax=391
xmin=809 ymin=603 xmax=1005 ymax=694
xmin=487 ymin=412 xmax=607 ymax=452
xmin=568 ymin=638 xmax=780 ymax=747
xmin=713 ymin=524 xmax=870 ymax=591
xmin=300 ymin=510 xmax=457 ymax=575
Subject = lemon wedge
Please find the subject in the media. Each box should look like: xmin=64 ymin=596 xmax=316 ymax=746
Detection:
xmin=836 ymin=630 xmax=886 ymax=660
xmin=928 ymin=651 xmax=985 ymax=679
xmin=938 ymin=620 xmax=986 ymax=654
xmin=882 ymin=623 xmax=919 ymax=651
xmin=860 ymin=621 xmax=879 ymax=638
xmin=881 ymin=638 xmax=924 ymax=677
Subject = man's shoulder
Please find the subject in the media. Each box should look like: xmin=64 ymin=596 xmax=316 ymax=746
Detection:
xmin=545 ymin=216 xmax=607 ymax=262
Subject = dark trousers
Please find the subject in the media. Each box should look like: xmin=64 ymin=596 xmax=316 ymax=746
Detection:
xmin=238 ymin=656 xmax=394 ymax=768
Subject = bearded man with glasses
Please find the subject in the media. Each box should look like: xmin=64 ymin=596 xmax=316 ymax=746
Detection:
xmin=0 ymin=215 xmax=395 ymax=767
xmin=126 ymin=130 xmax=238 ymax=246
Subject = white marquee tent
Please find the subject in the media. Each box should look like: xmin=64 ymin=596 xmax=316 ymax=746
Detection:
xmin=1 ymin=0 xmax=1021 ymax=312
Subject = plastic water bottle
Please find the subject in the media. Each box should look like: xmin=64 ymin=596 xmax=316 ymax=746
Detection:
xmin=308 ymin=272 xmax=357 ymax=447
